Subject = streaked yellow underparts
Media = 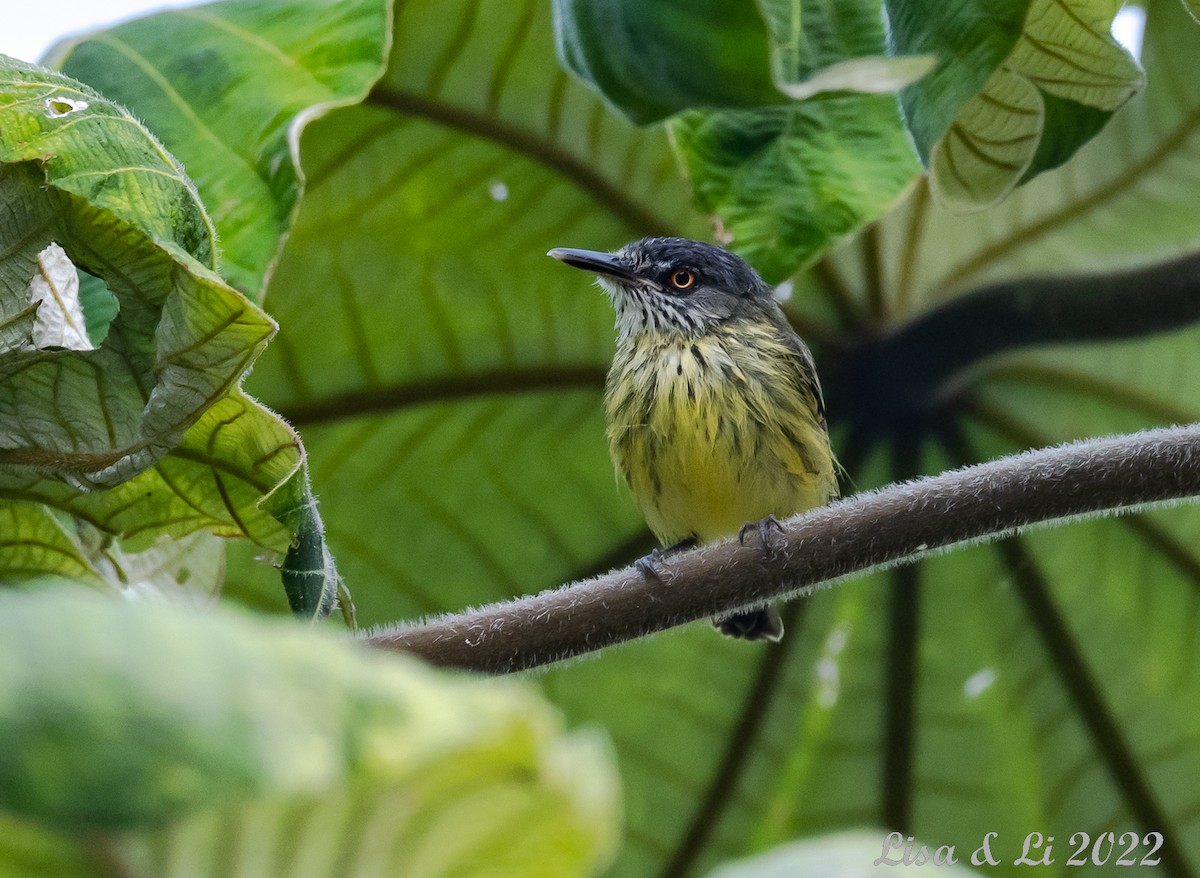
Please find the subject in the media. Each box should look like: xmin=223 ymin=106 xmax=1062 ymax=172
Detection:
xmin=605 ymin=320 xmax=836 ymax=545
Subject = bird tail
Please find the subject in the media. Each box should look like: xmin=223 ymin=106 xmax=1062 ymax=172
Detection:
xmin=714 ymin=606 xmax=784 ymax=642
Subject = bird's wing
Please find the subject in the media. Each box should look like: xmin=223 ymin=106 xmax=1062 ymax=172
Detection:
xmin=768 ymin=308 xmax=841 ymax=499
xmin=770 ymin=310 xmax=828 ymax=430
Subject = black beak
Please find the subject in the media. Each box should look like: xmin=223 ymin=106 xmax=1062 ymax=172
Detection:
xmin=548 ymin=247 xmax=641 ymax=283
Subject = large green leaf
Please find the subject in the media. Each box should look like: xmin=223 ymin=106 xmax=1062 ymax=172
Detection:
xmin=0 ymin=585 xmax=618 ymax=877
xmin=887 ymin=0 xmax=1143 ymax=209
xmin=49 ymin=0 xmax=392 ymax=300
xmin=0 ymin=58 xmax=308 ymax=576
xmin=669 ymin=0 xmax=922 ymax=282
xmin=50 ymin=0 xmax=1200 ymax=874
xmin=216 ymin=0 xmax=706 ymax=623
xmin=670 ymin=97 xmax=920 ymax=283
xmin=552 ymin=0 xmax=780 ymax=124
xmin=849 ymin=0 xmax=1200 ymax=314
xmin=551 ymin=0 xmax=932 ymax=124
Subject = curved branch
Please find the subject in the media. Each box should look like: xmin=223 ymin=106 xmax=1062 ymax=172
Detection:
xmin=367 ymin=423 xmax=1200 ymax=673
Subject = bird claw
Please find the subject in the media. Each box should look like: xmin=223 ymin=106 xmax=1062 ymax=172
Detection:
xmin=739 ymin=514 xmax=784 ymax=556
xmin=635 ymin=537 xmax=698 ymax=582
xmin=635 ymin=549 xmax=666 ymax=582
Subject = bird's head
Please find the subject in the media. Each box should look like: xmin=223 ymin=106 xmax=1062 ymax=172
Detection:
xmin=549 ymin=237 xmax=773 ymax=340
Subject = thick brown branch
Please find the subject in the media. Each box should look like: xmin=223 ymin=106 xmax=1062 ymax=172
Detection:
xmin=367 ymin=423 xmax=1200 ymax=673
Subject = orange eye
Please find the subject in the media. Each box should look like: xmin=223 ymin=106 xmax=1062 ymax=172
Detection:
xmin=670 ymin=269 xmax=695 ymax=290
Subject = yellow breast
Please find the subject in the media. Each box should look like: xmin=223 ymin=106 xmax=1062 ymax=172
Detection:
xmin=605 ymin=322 xmax=837 ymax=545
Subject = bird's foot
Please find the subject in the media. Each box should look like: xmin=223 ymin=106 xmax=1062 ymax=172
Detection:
xmin=635 ymin=549 xmax=666 ymax=582
xmin=739 ymin=514 xmax=785 ymax=556
xmin=635 ymin=537 xmax=698 ymax=582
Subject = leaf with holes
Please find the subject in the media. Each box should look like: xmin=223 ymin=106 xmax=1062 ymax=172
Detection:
xmin=0 ymin=56 xmax=244 ymax=487
xmin=888 ymin=0 xmax=1144 ymax=210
xmin=0 ymin=56 xmax=336 ymax=617
xmin=0 ymin=586 xmax=618 ymax=877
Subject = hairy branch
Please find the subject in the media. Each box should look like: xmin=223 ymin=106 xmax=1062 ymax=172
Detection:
xmin=367 ymin=423 xmax=1200 ymax=673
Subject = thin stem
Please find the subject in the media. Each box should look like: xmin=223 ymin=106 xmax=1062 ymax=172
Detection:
xmin=658 ymin=601 xmax=806 ymax=878
xmin=813 ymin=256 xmax=868 ymax=331
xmin=995 ymin=539 xmax=1193 ymax=878
xmin=984 ymin=361 xmax=1195 ymax=425
xmin=367 ymin=423 xmax=1200 ymax=673
xmin=863 ymin=222 xmax=887 ymax=320
xmin=881 ymin=440 xmax=922 ymax=832
xmin=894 ymin=176 xmax=929 ymax=315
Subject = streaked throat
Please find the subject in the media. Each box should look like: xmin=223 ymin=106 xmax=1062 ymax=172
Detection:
xmin=598 ymin=278 xmax=711 ymax=341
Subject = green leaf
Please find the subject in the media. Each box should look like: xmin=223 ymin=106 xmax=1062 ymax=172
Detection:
xmin=50 ymin=0 xmax=393 ymax=300
xmin=0 ymin=57 xmax=271 ymax=486
xmin=671 ymin=97 xmax=920 ymax=283
xmin=888 ymin=0 xmax=1143 ymax=209
xmin=0 ymin=54 xmax=342 ymax=615
xmin=862 ymin=0 xmax=1200 ymax=314
xmin=667 ymin=0 xmax=921 ymax=281
xmin=0 ymin=504 xmax=105 ymax=587
xmin=1 ymin=389 xmax=299 ymax=546
xmin=552 ymin=0 xmax=933 ymax=124
xmin=0 ymin=586 xmax=618 ymax=877
xmin=885 ymin=0 xmax=1030 ymax=163
xmin=552 ymin=0 xmax=780 ymax=124
xmin=0 ymin=509 xmax=224 ymax=604
xmin=211 ymin=0 xmax=705 ymax=620
xmin=76 ymin=271 xmax=119 ymax=345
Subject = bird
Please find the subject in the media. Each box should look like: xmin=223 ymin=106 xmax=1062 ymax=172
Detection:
xmin=548 ymin=237 xmax=838 ymax=641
